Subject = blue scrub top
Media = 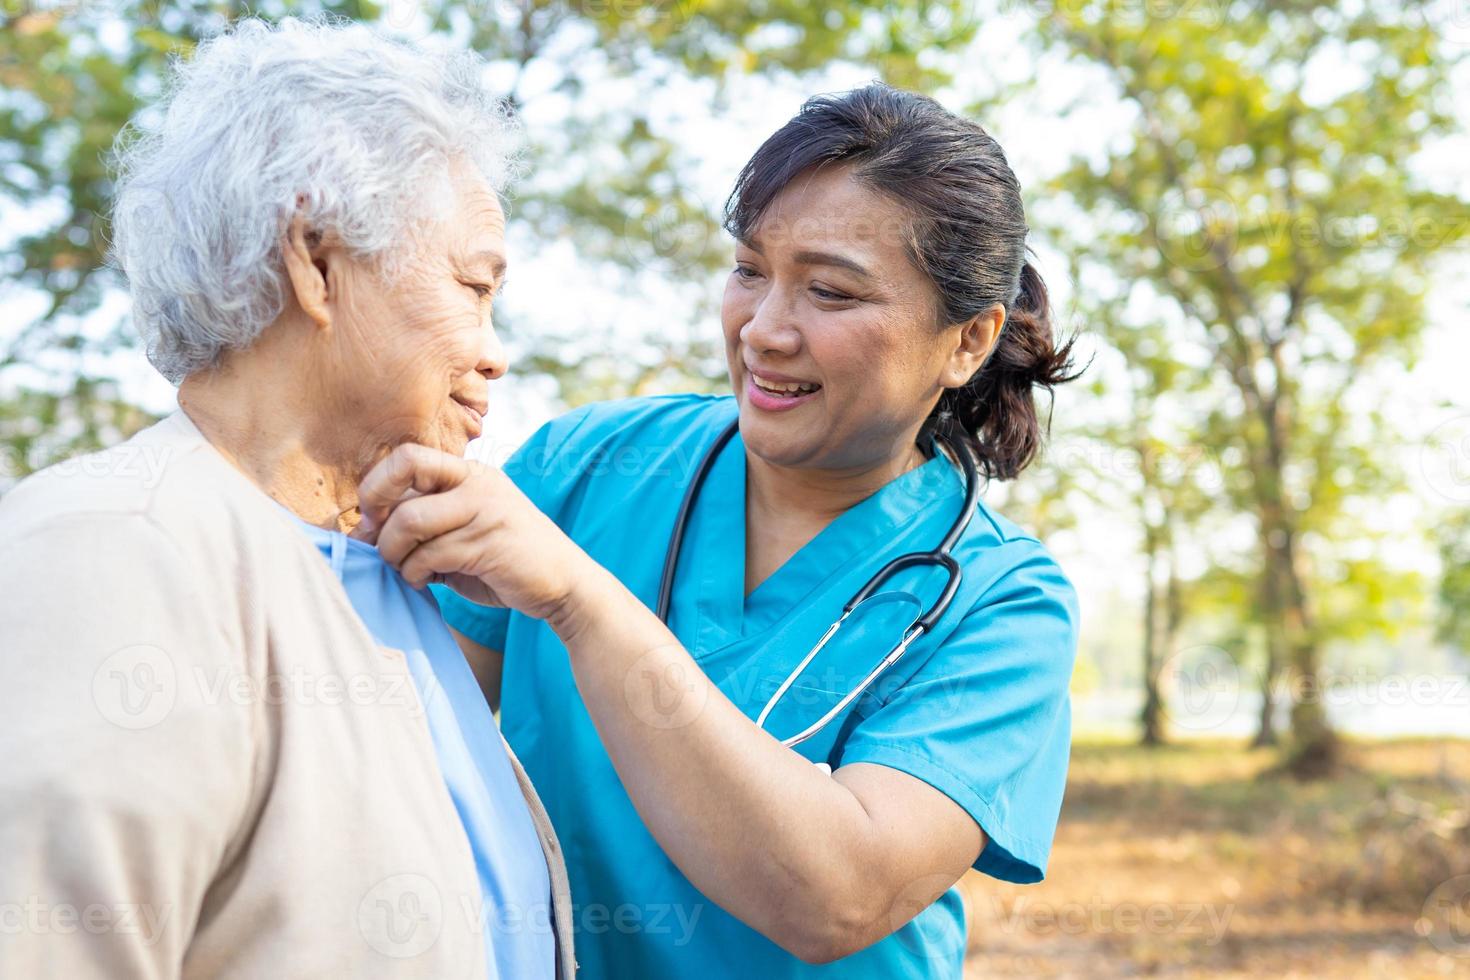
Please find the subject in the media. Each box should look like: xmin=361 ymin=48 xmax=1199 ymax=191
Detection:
xmin=433 ymin=394 xmax=1079 ymax=979
xmin=292 ymin=518 xmax=556 ymax=980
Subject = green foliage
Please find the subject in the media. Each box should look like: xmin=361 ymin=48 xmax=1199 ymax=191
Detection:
xmin=1032 ymin=0 xmax=1467 ymax=759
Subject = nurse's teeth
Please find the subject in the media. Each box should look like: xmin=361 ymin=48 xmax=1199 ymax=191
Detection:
xmin=754 ymin=377 xmax=820 ymax=395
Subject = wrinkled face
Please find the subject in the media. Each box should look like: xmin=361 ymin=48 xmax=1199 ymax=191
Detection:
xmin=315 ymin=165 xmax=509 ymax=469
xmin=721 ymin=165 xmax=959 ymax=471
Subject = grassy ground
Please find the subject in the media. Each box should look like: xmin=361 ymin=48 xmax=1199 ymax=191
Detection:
xmin=960 ymin=738 xmax=1470 ymax=978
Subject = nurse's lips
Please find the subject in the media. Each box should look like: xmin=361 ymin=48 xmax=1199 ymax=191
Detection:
xmin=745 ymin=367 xmax=822 ymax=413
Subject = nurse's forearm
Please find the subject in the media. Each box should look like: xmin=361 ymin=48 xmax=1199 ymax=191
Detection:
xmin=547 ymin=556 xmax=935 ymax=962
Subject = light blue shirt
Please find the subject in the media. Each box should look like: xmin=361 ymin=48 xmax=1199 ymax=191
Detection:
xmin=434 ymin=393 xmax=1079 ymax=979
xmin=293 ymin=518 xmax=555 ymax=980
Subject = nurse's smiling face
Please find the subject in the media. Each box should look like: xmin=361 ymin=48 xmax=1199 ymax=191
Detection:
xmin=721 ymin=165 xmax=976 ymax=472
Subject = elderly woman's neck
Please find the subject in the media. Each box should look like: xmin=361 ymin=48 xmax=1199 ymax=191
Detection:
xmin=179 ymin=366 xmax=363 ymax=533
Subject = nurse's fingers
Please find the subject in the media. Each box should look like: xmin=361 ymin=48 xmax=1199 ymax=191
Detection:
xmin=397 ymin=531 xmax=481 ymax=592
xmin=375 ymin=488 xmax=484 ymax=570
xmin=356 ymin=444 xmax=471 ymax=542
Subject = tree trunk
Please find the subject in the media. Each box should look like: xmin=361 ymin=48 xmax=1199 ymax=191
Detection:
xmin=1252 ymin=575 xmax=1281 ymax=748
xmin=1275 ymin=521 xmax=1338 ymax=777
xmin=1140 ymin=525 xmax=1165 ymax=746
xmin=1256 ymin=487 xmax=1337 ymax=774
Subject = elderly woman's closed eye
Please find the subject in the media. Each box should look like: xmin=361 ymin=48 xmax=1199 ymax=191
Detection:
xmin=0 ymin=18 xmax=573 ymax=980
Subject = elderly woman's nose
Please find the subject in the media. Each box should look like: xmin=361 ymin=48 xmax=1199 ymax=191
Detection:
xmin=740 ymin=291 xmax=803 ymax=356
xmin=478 ymin=324 xmax=509 ymax=381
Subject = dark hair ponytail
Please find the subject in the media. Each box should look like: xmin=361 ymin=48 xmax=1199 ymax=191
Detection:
xmin=940 ymin=260 xmax=1081 ymax=480
xmin=725 ymin=82 xmax=1083 ymax=480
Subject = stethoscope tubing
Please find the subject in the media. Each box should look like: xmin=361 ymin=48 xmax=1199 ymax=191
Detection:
xmin=655 ymin=414 xmax=980 ymax=746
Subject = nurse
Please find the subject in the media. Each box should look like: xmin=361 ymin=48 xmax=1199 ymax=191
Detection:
xmin=359 ymin=83 xmax=1081 ymax=977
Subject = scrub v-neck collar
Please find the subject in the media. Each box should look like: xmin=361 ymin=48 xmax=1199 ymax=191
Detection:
xmin=684 ymin=424 xmax=965 ymax=656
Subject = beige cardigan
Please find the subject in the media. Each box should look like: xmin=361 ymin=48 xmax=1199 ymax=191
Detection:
xmin=0 ymin=411 xmax=575 ymax=979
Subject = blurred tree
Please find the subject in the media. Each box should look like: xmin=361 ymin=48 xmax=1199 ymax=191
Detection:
xmin=1435 ymin=511 xmax=1470 ymax=653
xmin=0 ymin=0 xmax=983 ymax=481
xmin=1052 ymin=254 xmax=1222 ymax=746
xmin=1038 ymin=0 xmax=1469 ymax=774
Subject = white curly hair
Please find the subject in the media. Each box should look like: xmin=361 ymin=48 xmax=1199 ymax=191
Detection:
xmin=109 ymin=16 xmax=521 ymax=383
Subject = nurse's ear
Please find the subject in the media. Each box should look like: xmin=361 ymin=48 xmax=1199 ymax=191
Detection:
xmin=939 ymin=302 xmax=1005 ymax=389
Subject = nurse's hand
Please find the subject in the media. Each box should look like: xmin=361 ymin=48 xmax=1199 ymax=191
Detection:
xmin=353 ymin=443 xmax=592 ymax=622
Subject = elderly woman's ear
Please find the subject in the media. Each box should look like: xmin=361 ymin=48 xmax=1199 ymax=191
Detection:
xmin=280 ymin=211 xmax=334 ymax=330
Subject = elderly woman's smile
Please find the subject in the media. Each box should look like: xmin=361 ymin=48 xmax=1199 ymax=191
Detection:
xmin=299 ymin=163 xmax=510 ymax=463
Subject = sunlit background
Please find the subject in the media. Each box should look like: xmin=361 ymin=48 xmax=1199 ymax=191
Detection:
xmin=3 ymin=0 xmax=1469 ymax=974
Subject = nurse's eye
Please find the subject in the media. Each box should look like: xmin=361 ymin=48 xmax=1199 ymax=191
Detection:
xmin=733 ymin=263 xmax=762 ymax=282
xmin=811 ymin=285 xmax=854 ymax=302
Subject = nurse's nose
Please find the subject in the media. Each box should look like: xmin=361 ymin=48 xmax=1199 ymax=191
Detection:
xmin=740 ymin=288 xmax=803 ymax=358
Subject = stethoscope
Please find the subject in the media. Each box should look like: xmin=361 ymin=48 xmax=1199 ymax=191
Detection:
xmin=655 ymin=415 xmax=980 ymax=747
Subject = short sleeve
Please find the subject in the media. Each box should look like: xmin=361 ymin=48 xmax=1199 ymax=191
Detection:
xmin=432 ymin=405 xmax=597 ymax=651
xmin=838 ymin=543 xmax=1079 ymax=884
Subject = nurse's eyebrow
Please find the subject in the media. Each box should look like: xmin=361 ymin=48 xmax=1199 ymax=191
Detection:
xmin=737 ymin=238 xmax=872 ymax=279
xmin=792 ymin=250 xmax=870 ymax=278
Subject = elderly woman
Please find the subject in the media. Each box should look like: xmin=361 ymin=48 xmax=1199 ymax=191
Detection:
xmin=0 ymin=19 xmax=570 ymax=979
